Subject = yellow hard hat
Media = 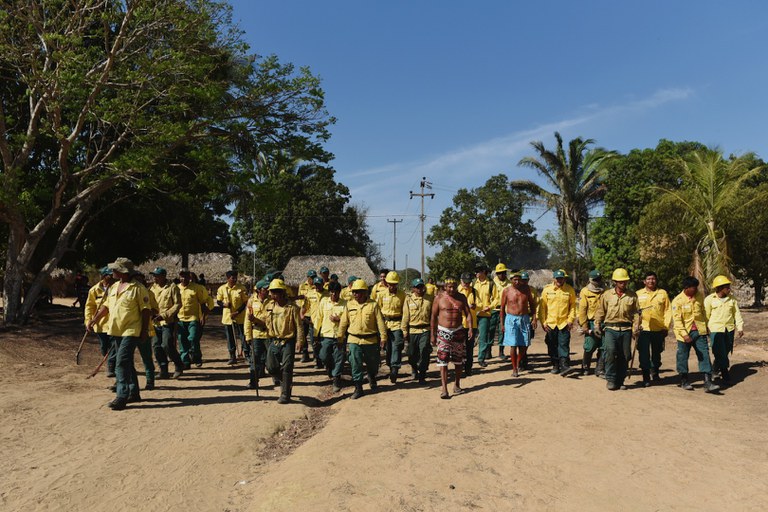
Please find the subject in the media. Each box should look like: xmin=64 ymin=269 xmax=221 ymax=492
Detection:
xmin=611 ymin=268 xmax=630 ymax=282
xmin=495 ymin=263 xmax=508 ymax=273
xmin=712 ymin=275 xmax=732 ymax=288
xmin=351 ymin=279 xmax=368 ymax=291
xmin=268 ymin=278 xmax=287 ymax=291
xmin=385 ymin=271 xmax=400 ymax=284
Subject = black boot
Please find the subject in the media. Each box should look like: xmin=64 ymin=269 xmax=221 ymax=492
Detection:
xmin=247 ymin=370 xmax=257 ymax=390
xmin=559 ymin=357 xmax=570 ymax=374
xmin=368 ymin=372 xmax=378 ymax=391
xmin=581 ymin=351 xmax=592 ymax=376
xmin=352 ymin=381 xmax=364 ymax=399
xmin=703 ymin=373 xmax=720 ymax=393
xmin=277 ymin=369 xmax=293 ymax=404
xmin=300 ymin=345 xmax=311 ymax=363
xmin=172 ymin=363 xmax=183 ymax=379
xmin=332 ymin=375 xmax=343 ymax=393
xmin=595 ymin=354 xmax=606 ymax=378
xmin=410 ymin=367 xmax=418 ymax=380
xmin=642 ymin=370 xmax=651 ymax=387
xmin=389 ymin=368 xmax=398 ymax=384
xmin=550 ymin=358 xmax=560 ymax=374
xmin=679 ymin=373 xmax=693 ymax=390
xmin=721 ymin=368 xmax=731 ymax=384
xmin=157 ymin=365 xmax=170 ymax=380
xmin=227 ymin=351 xmax=237 ymax=365
xmin=651 ymin=369 xmax=660 ymax=381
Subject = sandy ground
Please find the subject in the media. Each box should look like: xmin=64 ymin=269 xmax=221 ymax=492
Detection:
xmin=2 ymin=300 xmax=768 ymax=511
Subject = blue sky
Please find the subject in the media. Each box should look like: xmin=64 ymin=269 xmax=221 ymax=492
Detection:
xmin=228 ymin=0 xmax=767 ymax=272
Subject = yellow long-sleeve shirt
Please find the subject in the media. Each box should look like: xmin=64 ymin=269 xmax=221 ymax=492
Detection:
xmin=458 ymin=284 xmax=478 ymax=329
xmin=244 ymin=296 xmax=270 ymax=341
xmin=297 ymin=279 xmax=314 ymax=308
xmin=637 ymin=288 xmax=672 ymax=332
xmin=577 ymin=287 xmax=603 ymax=329
xmin=177 ymin=283 xmax=207 ymax=322
xmin=376 ymin=289 xmax=406 ymax=331
xmin=216 ymin=282 xmax=249 ymax=325
xmin=401 ymin=294 xmax=433 ymax=334
xmin=473 ymin=279 xmax=497 ymax=318
xmin=370 ymin=281 xmax=388 ymax=301
xmin=150 ymin=282 xmax=181 ymax=326
xmin=704 ymin=293 xmax=744 ymax=333
xmin=84 ymin=282 xmax=111 ymax=333
xmin=340 ymin=286 xmax=353 ymax=302
xmin=671 ymin=291 xmax=708 ymax=341
xmin=316 ymin=296 xmax=347 ymax=339
xmin=491 ymin=277 xmax=511 ymax=310
xmin=302 ymin=288 xmax=327 ymax=326
xmin=593 ymin=288 xmax=640 ymax=331
xmin=338 ymin=299 xmax=386 ymax=345
xmin=261 ymin=300 xmax=304 ymax=347
xmin=104 ymin=281 xmax=151 ymax=338
xmin=538 ymin=283 xmax=576 ymax=329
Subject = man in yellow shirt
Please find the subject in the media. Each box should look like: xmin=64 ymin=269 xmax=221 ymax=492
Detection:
xmin=705 ymin=275 xmax=744 ymax=386
xmin=403 ymin=278 xmax=433 ymax=383
xmin=301 ymin=276 xmax=327 ymax=368
xmin=474 ymin=264 xmax=497 ymax=368
xmin=315 ymin=281 xmax=347 ymax=392
xmin=491 ymin=263 xmax=511 ymax=360
xmin=340 ymin=275 xmax=357 ymax=302
xmin=458 ymin=273 xmax=478 ymax=376
xmin=84 ymin=266 xmax=114 ymax=377
xmin=377 ymin=271 xmax=406 ymax=383
xmin=177 ymin=269 xmax=208 ymax=369
xmin=636 ymin=271 xmax=672 ymax=386
xmin=594 ymin=268 xmax=640 ymax=390
xmin=149 ymin=267 xmax=184 ymax=379
xmin=539 ymin=269 xmax=576 ymax=374
xmin=297 ymin=270 xmax=316 ymax=362
xmin=262 ymin=279 xmax=304 ymax=404
xmin=217 ymin=270 xmax=249 ymax=365
xmin=518 ymin=270 xmax=538 ymax=370
xmin=577 ymin=270 xmax=605 ymax=377
xmin=425 ymin=277 xmax=437 ymax=301
xmin=87 ymin=258 xmax=151 ymax=410
xmin=671 ymin=276 xmax=719 ymax=393
xmin=338 ymin=279 xmax=387 ymax=399
xmin=244 ymin=280 xmax=270 ymax=394
xmin=370 ymin=268 xmax=390 ymax=300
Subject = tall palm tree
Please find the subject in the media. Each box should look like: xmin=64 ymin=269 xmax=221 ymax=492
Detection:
xmin=654 ymin=149 xmax=765 ymax=289
xmin=511 ymin=132 xmax=615 ymax=282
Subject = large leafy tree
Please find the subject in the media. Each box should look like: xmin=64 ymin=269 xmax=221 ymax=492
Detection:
xmin=591 ymin=140 xmax=704 ymax=285
xmin=0 ymin=1 xmax=333 ymax=323
xmin=728 ymin=182 xmax=768 ymax=306
xmin=233 ymin=164 xmax=374 ymax=269
xmin=511 ymin=132 xmax=615 ymax=285
xmin=426 ymin=174 xmax=547 ymax=279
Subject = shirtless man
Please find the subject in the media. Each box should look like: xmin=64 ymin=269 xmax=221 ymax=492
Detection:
xmin=500 ymin=274 xmax=537 ymax=377
xmin=431 ymin=277 xmax=473 ymax=399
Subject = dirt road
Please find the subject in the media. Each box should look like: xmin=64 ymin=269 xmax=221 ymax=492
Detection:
xmin=2 ymin=305 xmax=767 ymax=511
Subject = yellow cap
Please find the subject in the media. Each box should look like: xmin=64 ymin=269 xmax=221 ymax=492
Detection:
xmin=385 ymin=271 xmax=400 ymax=284
xmin=712 ymin=275 xmax=732 ymax=288
xmin=494 ymin=263 xmax=508 ymax=273
xmin=351 ymin=279 xmax=368 ymax=291
xmin=611 ymin=268 xmax=630 ymax=282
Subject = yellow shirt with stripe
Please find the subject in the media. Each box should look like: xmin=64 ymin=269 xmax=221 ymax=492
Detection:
xmin=376 ymin=289 xmax=406 ymax=331
xmin=338 ymin=299 xmax=386 ymax=345
xmin=316 ymin=296 xmax=347 ymax=339
xmin=370 ymin=281 xmax=388 ymax=301
xmin=84 ymin=282 xmax=110 ymax=333
xmin=538 ymin=283 xmax=576 ymax=329
xmin=577 ymin=287 xmax=603 ymax=329
xmin=704 ymin=293 xmax=744 ymax=333
xmin=340 ymin=286 xmax=354 ymax=303
xmin=402 ymin=294 xmax=433 ymax=334
xmin=261 ymin=300 xmax=304 ymax=346
xmin=637 ymin=288 xmax=672 ymax=332
xmin=593 ymin=288 xmax=639 ymax=331
xmin=150 ymin=282 xmax=181 ymax=326
xmin=244 ymin=296 xmax=270 ymax=341
xmin=146 ymin=286 xmax=159 ymax=337
xmin=458 ymin=284 xmax=478 ymax=329
xmin=216 ymin=282 xmax=249 ymax=325
xmin=671 ymin=291 xmax=708 ymax=341
xmin=297 ymin=279 xmax=314 ymax=308
xmin=473 ymin=278 xmax=497 ymax=318
xmin=105 ymin=281 xmax=151 ymax=337
xmin=302 ymin=288 xmax=327 ymax=326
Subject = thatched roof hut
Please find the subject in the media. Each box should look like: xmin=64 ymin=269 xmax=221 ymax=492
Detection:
xmin=282 ymin=256 xmax=375 ymax=287
xmin=138 ymin=253 xmax=235 ymax=286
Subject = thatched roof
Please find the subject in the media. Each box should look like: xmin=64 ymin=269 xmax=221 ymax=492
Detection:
xmin=138 ymin=253 xmax=235 ymax=285
xmin=282 ymin=255 xmax=375 ymax=287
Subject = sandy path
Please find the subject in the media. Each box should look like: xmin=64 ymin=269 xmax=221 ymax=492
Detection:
xmin=2 ymin=309 xmax=768 ymax=511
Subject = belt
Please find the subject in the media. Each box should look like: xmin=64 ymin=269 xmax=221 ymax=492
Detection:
xmin=384 ymin=315 xmax=402 ymax=321
xmin=271 ymin=337 xmax=295 ymax=345
xmin=349 ymin=332 xmax=378 ymax=339
xmin=604 ymin=322 xmax=632 ymax=328
xmin=409 ymin=323 xmax=429 ymax=328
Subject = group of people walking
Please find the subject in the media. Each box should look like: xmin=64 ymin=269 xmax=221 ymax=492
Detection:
xmin=83 ymin=257 xmax=745 ymax=410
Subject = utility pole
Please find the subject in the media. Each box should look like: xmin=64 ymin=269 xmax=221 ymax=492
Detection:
xmin=386 ymin=218 xmax=403 ymax=270
xmin=410 ymin=177 xmax=434 ymax=278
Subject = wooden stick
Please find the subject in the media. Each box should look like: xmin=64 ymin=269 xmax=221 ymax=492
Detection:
xmin=75 ymin=331 xmax=89 ymax=365
xmin=87 ymin=347 xmax=111 ymax=379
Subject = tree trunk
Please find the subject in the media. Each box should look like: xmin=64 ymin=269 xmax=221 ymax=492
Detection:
xmin=181 ymin=252 xmax=189 ymax=269
xmin=3 ymin=227 xmax=29 ymax=325
xmin=753 ymin=278 xmax=764 ymax=308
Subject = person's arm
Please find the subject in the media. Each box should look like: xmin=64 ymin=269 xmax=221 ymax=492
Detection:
xmin=430 ymin=297 xmax=440 ymax=345
xmin=593 ymin=295 xmax=605 ymax=337
xmin=734 ymin=299 xmax=745 ymax=337
xmin=375 ymin=305 xmax=387 ymax=348
xmin=577 ymin=290 xmax=588 ymax=332
xmin=662 ymin=292 xmax=672 ymax=331
xmin=401 ymin=299 xmax=410 ymax=338
xmin=499 ymin=288 xmax=507 ymax=334
xmin=567 ymin=288 xmax=576 ymax=330
xmin=461 ymin=294 xmax=473 ymax=340
xmin=528 ymin=289 xmax=537 ymax=330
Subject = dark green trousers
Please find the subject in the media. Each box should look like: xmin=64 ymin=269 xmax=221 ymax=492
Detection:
xmin=545 ymin=326 xmax=571 ymax=360
xmin=250 ymin=338 xmax=269 ymax=375
xmin=137 ymin=337 xmax=154 ymax=385
xmin=676 ymin=331 xmax=712 ymax=374
xmin=153 ymin=324 xmax=183 ymax=371
xmin=477 ymin=316 xmax=492 ymax=363
xmin=319 ymin=337 xmax=345 ymax=377
xmin=710 ymin=330 xmax=735 ymax=372
xmin=487 ymin=310 xmax=500 ymax=357
xmin=637 ymin=330 xmax=665 ymax=371
xmin=348 ymin=343 xmax=380 ymax=383
xmin=266 ymin=339 xmax=295 ymax=377
xmin=603 ymin=328 xmax=632 ymax=385
xmin=177 ymin=320 xmax=200 ymax=365
xmin=407 ymin=331 xmax=432 ymax=378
